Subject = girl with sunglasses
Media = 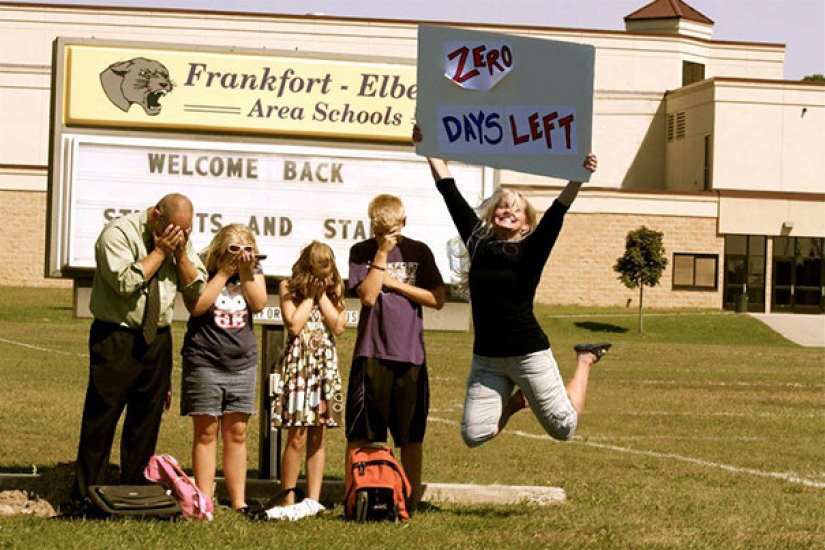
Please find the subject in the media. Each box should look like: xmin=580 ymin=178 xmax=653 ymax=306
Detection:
xmin=262 ymin=241 xmax=346 ymax=521
xmin=180 ymin=223 xmax=267 ymax=516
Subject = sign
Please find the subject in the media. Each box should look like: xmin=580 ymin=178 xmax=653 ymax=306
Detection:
xmin=415 ymin=25 xmax=594 ymax=182
xmin=52 ymin=134 xmax=487 ymax=280
xmin=60 ymin=42 xmax=417 ymax=142
xmin=254 ymin=306 xmax=359 ymax=327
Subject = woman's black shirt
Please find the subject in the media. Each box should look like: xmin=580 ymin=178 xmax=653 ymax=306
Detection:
xmin=437 ymin=177 xmax=569 ymax=357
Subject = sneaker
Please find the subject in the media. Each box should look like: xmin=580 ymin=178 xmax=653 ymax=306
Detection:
xmin=263 ymin=498 xmax=325 ymax=522
xmin=262 ymin=504 xmax=289 ymax=521
xmin=298 ymin=498 xmax=325 ymax=519
xmin=574 ymin=342 xmax=612 ymax=360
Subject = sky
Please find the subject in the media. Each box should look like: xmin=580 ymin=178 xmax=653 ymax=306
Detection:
xmin=6 ymin=0 xmax=824 ymax=79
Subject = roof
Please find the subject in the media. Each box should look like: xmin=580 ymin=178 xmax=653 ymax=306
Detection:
xmin=625 ymin=0 xmax=714 ymax=24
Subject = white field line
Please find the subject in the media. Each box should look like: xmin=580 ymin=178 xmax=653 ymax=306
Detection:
xmin=584 ymin=435 xmax=760 ymax=442
xmin=619 ymin=411 xmax=821 ymax=419
xmin=428 ymin=416 xmax=825 ymax=488
xmin=0 ymin=336 xmax=88 ymax=357
xmin=635 ymin=380 xmax=824 ymax=389
xmin=0 ymin=336 xmax=185 ymax=372
xmin=433 ymin=408 xmax=821 ymax=419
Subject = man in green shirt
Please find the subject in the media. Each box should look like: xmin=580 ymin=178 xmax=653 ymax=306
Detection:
xmin=71 ymin=193 xmax=208 ymax=509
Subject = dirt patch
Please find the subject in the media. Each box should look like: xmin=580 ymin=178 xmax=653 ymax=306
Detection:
xmin=0 ymin=490 xmax=56 ymax=517
xmin=0 ymin=462 xmax=119 ymax=517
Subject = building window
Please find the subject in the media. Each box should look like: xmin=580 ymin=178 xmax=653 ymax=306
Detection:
xmin=682 ymin=61 xmax=705 ymax=86
xmin=667 ymin=111 xmax=686 ymax=142
xmin=703 ymin=134 xmax=712 ymax=190
xmin=673 ymin=253 xmax=718 ymax=290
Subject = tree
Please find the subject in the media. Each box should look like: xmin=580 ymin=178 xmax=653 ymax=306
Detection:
xmin=614 ymin=226 xmax=668 ymax=333
xmin=802 ymin=74 xmax=824 ymax=82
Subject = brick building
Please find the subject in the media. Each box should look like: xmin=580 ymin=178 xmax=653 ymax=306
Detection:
xmin=1 ymin=0 xmax=823 ymax=313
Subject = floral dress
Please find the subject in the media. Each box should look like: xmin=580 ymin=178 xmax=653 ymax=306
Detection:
xmin=271 ymin=306 xmax=343 ymax=427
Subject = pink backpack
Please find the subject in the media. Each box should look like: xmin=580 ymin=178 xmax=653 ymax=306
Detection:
xmin=144 ymin=454 xmax=214 ymax=521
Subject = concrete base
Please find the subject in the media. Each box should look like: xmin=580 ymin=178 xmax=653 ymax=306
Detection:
xmin=228 ymin=478 xmax=566 ymax=506
xmin=0 ymin=473 xmax=566 ymax=507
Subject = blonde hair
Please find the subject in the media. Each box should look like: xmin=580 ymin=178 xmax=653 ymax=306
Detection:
xmin=368 ymin=194 xmax=405 ymax=234
xmin=286 ymin=241 xmax=345 ymax=310
xmin=475 ymin=187 xmax=537 ymax=238
xmin=201 ymin=223 xmax=258 ymax=275
xmin=452 ymin=188 xmax=539 ymax=293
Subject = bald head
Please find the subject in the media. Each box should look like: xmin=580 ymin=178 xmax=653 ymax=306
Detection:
xmin=157 ymin=193 xmax=192 ymax=219
xmin=151 ymin=193 xmax=193 ymax=234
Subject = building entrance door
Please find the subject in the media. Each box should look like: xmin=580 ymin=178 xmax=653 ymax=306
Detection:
xmin=723 ymin=235 xmax=766 ymax=312
xmin=772 ymin=237 xmax=824 ymax=313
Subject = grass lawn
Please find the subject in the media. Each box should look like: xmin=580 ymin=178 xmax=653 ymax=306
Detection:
xmin=0 ymin=286 xmax=822 ymax=548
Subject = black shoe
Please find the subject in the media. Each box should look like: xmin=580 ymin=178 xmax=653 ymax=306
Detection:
xmin=234 ymin=505 xmax=259 ymax=521
xmin=52 ymin=499 xmax=100 ymax=520
xmin=574 ymin=343 xmax=612 ymax=359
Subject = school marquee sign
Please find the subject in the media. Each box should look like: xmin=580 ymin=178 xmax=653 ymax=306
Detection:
xmin=51 ymin=134 xmax=486 ymax=281
xmin=48 ymin=38 xmax=492 ymax=284
xmin=61 ymin=39 xmax=416 ymax=141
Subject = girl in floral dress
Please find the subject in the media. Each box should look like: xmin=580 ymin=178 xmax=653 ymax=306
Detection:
xmin=265 ymin=241 xmax=346 ymax=521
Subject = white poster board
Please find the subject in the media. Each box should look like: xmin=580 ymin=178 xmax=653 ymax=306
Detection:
xmin=55 ymin=134 xmax=487 ymax=282
xmin=415 ymin=25 xmax=594 ymax=182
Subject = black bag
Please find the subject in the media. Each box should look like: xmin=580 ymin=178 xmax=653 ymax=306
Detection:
xmin=88 ymin=485 xmax=181 ymax=519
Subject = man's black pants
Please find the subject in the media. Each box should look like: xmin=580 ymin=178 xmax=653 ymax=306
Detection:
xmin=71 ymin=320 xmax=172 ymax=502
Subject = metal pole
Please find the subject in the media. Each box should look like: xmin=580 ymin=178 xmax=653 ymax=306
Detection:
xmin=259 ymin=325 xmax=285 ymax=479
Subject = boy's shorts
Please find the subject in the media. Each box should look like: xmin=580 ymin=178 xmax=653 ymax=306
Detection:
xmin=345 ymin=356 xmax=429 ymax=446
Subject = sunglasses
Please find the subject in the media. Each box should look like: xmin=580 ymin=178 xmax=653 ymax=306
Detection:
xmin=227 ymin=243 xmax=255 ymax=254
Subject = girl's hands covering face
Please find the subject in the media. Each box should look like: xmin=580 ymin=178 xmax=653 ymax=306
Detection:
xmin=217 ymin=252 xmax=239 ymax=278
xmin=309 ymin=271 xmax=333 ymax=300
xmin=236 ymin=248 xmax=256 ymax=271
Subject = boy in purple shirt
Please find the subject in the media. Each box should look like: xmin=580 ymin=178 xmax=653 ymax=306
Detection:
xmin=345 ymin=194 xmax=445 ymax=509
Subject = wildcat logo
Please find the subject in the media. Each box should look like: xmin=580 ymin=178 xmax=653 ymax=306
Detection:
xmin=100 ymin=57 xmax=172 ymax=116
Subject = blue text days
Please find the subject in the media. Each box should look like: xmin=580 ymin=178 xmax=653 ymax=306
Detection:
xmin=436 ymin=105 xmax=578 ymax=154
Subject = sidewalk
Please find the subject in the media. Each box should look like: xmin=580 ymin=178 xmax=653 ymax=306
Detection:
xmin=748 ymin=313 xmax=825 ymax=348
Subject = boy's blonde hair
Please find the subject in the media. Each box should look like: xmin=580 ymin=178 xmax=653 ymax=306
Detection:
xmin=201 ymin=223 xmax=258 ymax=275
xmin=367 ymin=194 xmax=406 ymax=234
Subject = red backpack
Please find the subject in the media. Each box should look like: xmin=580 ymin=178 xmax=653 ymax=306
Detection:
xmin=144 ymin=454 xmax=214 ymax=521
xmin=345 ymin=445 xmax=412 ymax=522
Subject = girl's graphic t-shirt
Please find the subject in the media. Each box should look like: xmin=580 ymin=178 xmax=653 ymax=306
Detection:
xmin=181 ymin=265 xmax=263 ymax=371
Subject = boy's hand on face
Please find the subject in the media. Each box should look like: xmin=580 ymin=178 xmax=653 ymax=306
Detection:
xmin=376 ymin=226 xmax=401 ymax=254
